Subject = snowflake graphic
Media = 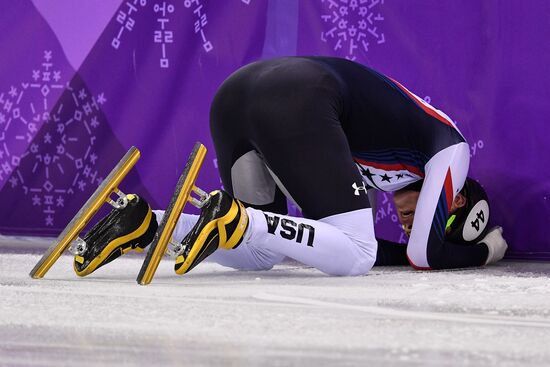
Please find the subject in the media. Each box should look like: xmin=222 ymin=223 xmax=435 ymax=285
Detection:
xmin=0 ymin=50 xmax=107 ymax=227
xmin=320 ymin=0 xmax=386 ymax=60
xmin=0 ymin=50 xmax=63 ymax=185
xmin=16 ymin=82 xmax=107 ymax=227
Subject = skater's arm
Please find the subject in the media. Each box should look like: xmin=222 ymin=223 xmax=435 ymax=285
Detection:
xmin=405 ymin=163 xmax=489 ymax=270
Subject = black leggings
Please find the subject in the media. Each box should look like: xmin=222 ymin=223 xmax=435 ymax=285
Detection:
xmin=209 ymin=58 xmax=371 ymax=220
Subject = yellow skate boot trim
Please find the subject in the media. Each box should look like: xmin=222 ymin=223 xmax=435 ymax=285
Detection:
xmin=174 ymin=232 xmax=219 ymax=275
xmin=30 ymin=147 xmax=140 ymax=279
xmin=221 ymin=199 xmax=248 ymax=250
xmin=73 ymin=206 xmax=153 ymax=277
xmin=174 ymin=198 xmax=244 ymax=275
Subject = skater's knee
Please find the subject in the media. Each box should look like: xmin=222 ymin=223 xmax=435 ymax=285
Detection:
xmin=347 ymin=254 xmax=376 ymax=276
xmin=345 ymin=238 xmax=377 ymax=276
xmin=322 ymin=252 xmax=375 ymax=276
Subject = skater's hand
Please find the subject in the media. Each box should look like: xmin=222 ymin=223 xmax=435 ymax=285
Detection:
xmin=478 ymin=226 xmax=508 ymax=265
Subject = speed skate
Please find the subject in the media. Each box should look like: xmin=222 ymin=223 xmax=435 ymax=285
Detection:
xmin=29 ymin=147 xmax=141 ymax=279
xmin=137 ymin=142 xmax=208 ymax=285
xmin=29 ymin=143 xmax=211 ymax=285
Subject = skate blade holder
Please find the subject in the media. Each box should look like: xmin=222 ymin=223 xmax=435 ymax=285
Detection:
xmin=67 ymin=190 xmax=131 ymax=257
xmin=29 ymin=147 xmax=141 ymax=279
xmin=137 ymin=142 xmax=207 ymax=285
xmin=165 ymin=186 xmax=211 ymax=258
xmin=106 ymin=188 xmax=132 ymax=210
xmin=68 ymin=237 xmax=87 ymax=256
xmin=188 ymin=186 xmax=210 ymax=209
xmin=165 ymin=240 xmax=182 ymax=259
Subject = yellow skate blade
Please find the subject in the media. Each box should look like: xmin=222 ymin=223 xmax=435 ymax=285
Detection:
xmin=29 ymin=147 xmax=140 ymax=279
xmin=137 ymin=142 xmax=207 ymax=285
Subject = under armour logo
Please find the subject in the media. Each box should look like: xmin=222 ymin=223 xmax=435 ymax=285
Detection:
xmin=352 ymin=182 xmax=368 ymax=196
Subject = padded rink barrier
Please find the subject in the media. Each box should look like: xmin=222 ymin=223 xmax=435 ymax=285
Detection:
xmin=1 ymin=1 xmax=548 ymax=259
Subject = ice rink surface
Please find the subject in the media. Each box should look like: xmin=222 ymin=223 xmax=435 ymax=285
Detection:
xmin=1 ymin=250 xmax=550 ymax=367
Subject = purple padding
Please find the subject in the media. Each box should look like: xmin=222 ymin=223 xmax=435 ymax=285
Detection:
xmin=0 ymin=0 xmax=548 ymax=260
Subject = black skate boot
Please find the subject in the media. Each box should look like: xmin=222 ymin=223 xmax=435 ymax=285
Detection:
xmin=174 ymin=190 xmax=248 ymax=275
xmin=72 ymin=194 xmax=158 ymax=276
